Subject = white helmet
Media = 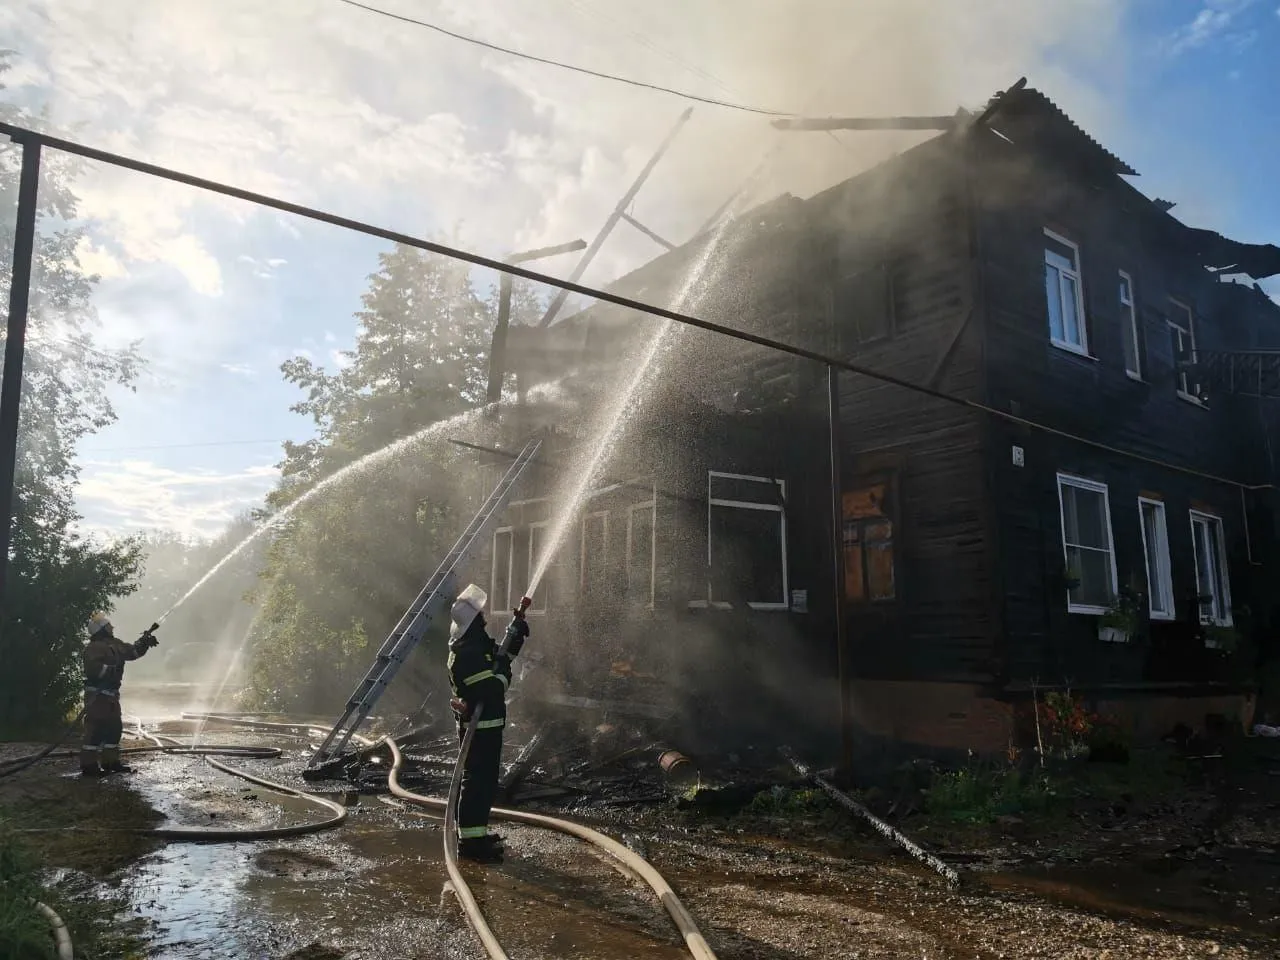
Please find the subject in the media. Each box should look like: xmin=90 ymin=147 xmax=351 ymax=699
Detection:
xmin=86 ymin=612 xmax=113 ymax=638
xmin=448 ymin=584 xmax=487 ymax=641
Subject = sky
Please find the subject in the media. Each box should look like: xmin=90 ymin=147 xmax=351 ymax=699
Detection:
xmin=0 ymin=0 xmax=1276 ymax=541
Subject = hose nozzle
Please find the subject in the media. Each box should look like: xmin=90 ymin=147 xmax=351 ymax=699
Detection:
xmin=515 ymin=596 xmax=532 ymax=618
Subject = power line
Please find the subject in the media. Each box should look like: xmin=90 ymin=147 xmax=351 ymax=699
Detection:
xmin=334 ymin=0 xmax=792 ymax=117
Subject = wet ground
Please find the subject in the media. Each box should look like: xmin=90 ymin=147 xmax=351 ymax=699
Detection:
xmin=6 ymin=699 xmax=1279 ymax=959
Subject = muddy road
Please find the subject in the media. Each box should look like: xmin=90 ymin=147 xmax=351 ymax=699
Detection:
xmin=26 ymin=716 xmax=1271 ymax=960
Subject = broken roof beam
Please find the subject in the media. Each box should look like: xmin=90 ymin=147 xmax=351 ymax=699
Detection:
xmin=620 ymin=211 xmax=675 ymax=251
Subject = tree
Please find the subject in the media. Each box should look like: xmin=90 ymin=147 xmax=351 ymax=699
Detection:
xmin=245 ymin=245 xmax=497 ymax=712
xmin=0 ymin=59 xmax=144 ymax=732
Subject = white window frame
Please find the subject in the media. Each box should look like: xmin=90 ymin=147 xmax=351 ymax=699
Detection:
xmin=1119 ymin=270 xmax=1141 ymax=380
xmin=1190 ymin=510 xmax=1232 ymax=630
xmin=579 ymin=510 xmax=610 ymax=592
xmin=1056 ymin=473 xmax=1118 ymax=615
xmin=1168 ymin=300 xmax=1201 ymax=405
xmin=490 ymin=526 xmax=514 ymax=614
xmin=1044 ymin=229 xmax=1089 ymax=356
xmin=1137 ymin=497 xmax=1174 ymax=620
xmin=526 ymin=520 xmax=550 ymax=615
xmin=625 ymin=495 xmax=657 ymax=609
xmin=705 ymin=470 xmax=789 ymax=611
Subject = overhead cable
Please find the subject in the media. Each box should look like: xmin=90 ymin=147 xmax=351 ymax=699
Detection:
xmin=334 ymin=0 xmax=792 ymax=117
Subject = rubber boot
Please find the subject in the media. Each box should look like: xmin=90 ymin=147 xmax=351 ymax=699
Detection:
xmin=79 ymin=748 xmax=104 ymax=777
xmin=100 ymin=746 xmax=133 ymax=774
xmin=458 ymin=837 xmax=504 ymax=864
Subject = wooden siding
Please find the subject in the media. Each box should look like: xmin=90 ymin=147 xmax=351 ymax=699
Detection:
xmin=972 ymin=127 xmax=1280 ymax=686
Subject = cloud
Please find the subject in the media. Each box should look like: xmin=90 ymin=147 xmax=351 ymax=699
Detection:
xmin=236 ymin=254 xmax=287 ymax=280
xmin=1164 ymin=1 xmax=1258 ymax=55
xmin=76 ymin=458 xmax=279 ymax=538
xmin=74 ymin=236 xmax=129 ymax=280
xmin=219 ymin=362 xmax=255 ymax=377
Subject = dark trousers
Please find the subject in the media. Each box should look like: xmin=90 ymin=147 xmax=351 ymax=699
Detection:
xmin=84 ymin=695 xmax=123 ymax=748
xmin=457 ymin=725 xmax=504 ymax=840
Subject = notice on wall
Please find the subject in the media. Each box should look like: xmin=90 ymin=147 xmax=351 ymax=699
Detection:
xmin=790 ymin=589 xmax=808 ymax=613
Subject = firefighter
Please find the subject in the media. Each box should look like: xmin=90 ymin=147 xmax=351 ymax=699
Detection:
xmin=447 ymin=584 xmax=529 ymax=864
xmin=81 ymin=613 xmax=159 ymax=777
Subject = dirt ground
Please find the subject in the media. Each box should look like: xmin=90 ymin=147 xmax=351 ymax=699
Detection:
xmin=2 ymin=729 xmax=1278 ymax=959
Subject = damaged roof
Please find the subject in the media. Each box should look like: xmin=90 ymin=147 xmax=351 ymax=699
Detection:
xmin=981 ymin=84 xmax=1138 ymax=177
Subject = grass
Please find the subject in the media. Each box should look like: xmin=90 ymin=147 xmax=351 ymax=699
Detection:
xmin=745 ymin=785 xmax=831 ymax=817
xmin=923 ymin=766 xmax=1058 ymax=824
xmin=0 ymin=826 xmax=149 ymax=960
xmin=0 ymin=747 xmax=162 ymax=958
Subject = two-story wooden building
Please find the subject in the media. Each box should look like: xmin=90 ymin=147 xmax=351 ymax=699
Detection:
xmin=476 ymin=82 xmax=1280 ymax=758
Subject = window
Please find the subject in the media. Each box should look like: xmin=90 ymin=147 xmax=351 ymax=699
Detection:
xmin=707 ymin=471 xmax=788 ymax=610
xmin=1168 ymin=300 xmax=1200 ymax=402
xmin=626 ymin=501 xmax=656 ymax=607
xmin=491 ymin=527 xmax=514 ymax=613
xmin=580 ymin=511 xmax=609 ymax=600
xmin=1138 ymin=498 xmax=1174 ymax=619
xmin=843 ymin=481 xmax=895 ymax=602
xmin=1119 ymin=271 xmax=1141 ymax=379
xmin=1190 ymin=511 xmax=1232 ymax=628
xmin=832 ymin=261 xmax=893 ymax=351
xmin=1044 ymin=230 xmax=1088 ymax=354
xmin=1056 ymin=474 xmax=1117 ymax=613
xmin=527 ymin=522 xmax=550 ymax=614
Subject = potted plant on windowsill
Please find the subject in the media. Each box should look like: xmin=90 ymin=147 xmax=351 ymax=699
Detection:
xmin=1063 ymin=565 xmax=1081 ymax=592
xmin=1098 ymin=587 xmax=1142 ymax=643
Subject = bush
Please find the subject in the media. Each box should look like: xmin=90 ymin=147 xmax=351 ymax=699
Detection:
xmin=0 ymin=829 xmax=56 ymax=960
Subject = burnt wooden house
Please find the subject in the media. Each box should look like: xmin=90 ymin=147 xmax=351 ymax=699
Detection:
xmin=476 ymin=83 xmax=1280 ymax=756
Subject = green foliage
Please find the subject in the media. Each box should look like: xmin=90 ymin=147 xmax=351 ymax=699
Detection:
xmin=745 ymin=785 xmax=829 ymax=816
xmin=0 ymin=828 xmax=52 ymax=960
xmin=924 ymin=766 xmax=1056 ymax=823
xmin=0 ymin=61 xmax=144 ymax=733
xmin=1099 ymin=585 xmax=1143 ymax=636
xmin=245 ymin=246 xmax=547 ymax=711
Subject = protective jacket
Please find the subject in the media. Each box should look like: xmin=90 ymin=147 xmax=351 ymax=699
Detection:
xmin=84 ymin=632 xmax=151 ymax=698
xmin=447 ymin=618 xmax=513 ymax=731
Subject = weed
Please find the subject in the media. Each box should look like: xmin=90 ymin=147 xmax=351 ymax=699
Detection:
xmin=924 ymin=766 xmax=1057 ymax=823
xmin=745 ymin=786 xmax=830 ymax=816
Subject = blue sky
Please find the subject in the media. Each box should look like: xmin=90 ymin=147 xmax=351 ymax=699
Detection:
xmin=0 ymin=0 xmax=1275 ymax=539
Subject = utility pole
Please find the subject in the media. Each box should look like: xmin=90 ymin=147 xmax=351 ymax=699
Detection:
xmin=537 ymin=107 xmax=693 ymax=328
xmin=486 ymin=239 xmax=586 ymax=406
xmin=0 ymin=137 xmax=41 ymax=619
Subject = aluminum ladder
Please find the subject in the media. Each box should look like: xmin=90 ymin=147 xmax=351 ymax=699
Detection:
xmin=307 ymin=436 xmax=542 ymax=768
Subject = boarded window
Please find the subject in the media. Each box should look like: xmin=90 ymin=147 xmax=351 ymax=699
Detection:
xmin=708 ymin=471 xmax=788 ymax=609
xmin=1056 ymin=474 xmax=1117 ymax=612
xmin=843 ymin=481 xmax=896 ymax=602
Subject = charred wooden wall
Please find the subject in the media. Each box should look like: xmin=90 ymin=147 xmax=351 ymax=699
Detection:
xmin=809 ymin=135 xmax=994 ymax=682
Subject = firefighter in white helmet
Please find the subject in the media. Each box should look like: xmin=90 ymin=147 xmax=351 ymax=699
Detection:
xmin=81 ymin=613 xmax=158 ymax=776
xmin=446 ymin=584 xmax=529 ymax=863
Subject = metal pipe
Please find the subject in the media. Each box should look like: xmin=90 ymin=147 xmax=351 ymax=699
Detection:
xmin=0 ymin=121 xmax=1269 ymax=493
xmin=827 ymin=365 xmax=853 ymax=774
xmin=538 ymin=107 xmax=693 ymax=327
xmin=783 ymin=746 xmax=960 ymax=887
xmin=0 ymin=138 xmax=41 ymax=616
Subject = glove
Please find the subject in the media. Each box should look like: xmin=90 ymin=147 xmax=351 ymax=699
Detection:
xmin=504 ymin=618 xmax=529 ymax=657
xmin=137 ymin=632 xmax=159 ymax=651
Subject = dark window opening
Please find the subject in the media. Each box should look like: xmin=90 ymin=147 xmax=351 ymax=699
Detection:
xmin=843 ymin=480 xmax=896 ymax=602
